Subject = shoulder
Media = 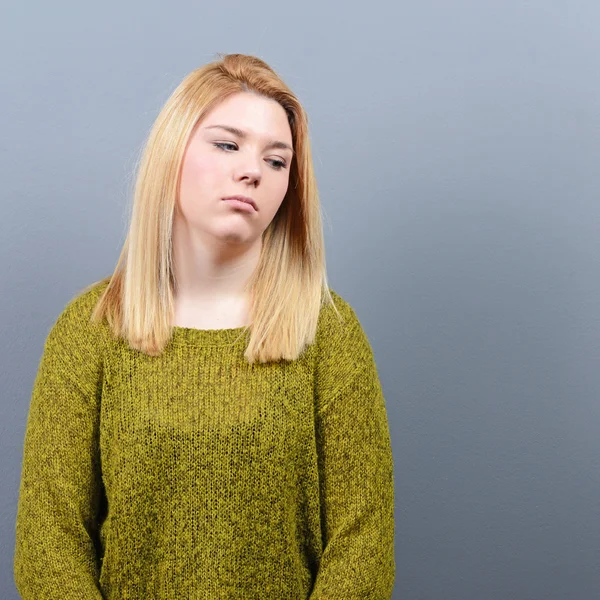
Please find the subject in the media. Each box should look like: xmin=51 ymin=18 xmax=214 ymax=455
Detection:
xmin=63 ymin=277 xmax=111 ymax=317
xmin=44 ymin=277 xmax=111 ymax=353
xmin=316 ymin=287 xmax=370 ymax=348
xmin=315 ymin=288 xmax=377 ymax=398
xmin=35 ymin=278 xmax=112 ymax=398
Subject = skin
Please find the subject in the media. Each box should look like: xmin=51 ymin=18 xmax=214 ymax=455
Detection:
xmin=172 ymin=91 xmax=293 ymax=329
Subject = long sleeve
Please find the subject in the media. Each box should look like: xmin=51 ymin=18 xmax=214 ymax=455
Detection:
xmin=14 ymin=293 xmax=107 ymax=599
xmin=311 ymin=295 xmax=396 ymax=598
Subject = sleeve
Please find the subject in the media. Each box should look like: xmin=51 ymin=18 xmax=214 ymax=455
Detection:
xmin=13 ymin=294 xmax=107 ymax=599
xmin=310 ymin=295 xmax=396 ymax=599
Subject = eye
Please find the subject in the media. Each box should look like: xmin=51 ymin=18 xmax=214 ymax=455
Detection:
xmin=267 ymin=159 xmax=287 ymax=171
xmin=213 ymin=142 xmax=288 ymax=171
xmin=213 ymin=142 xmax=237 ymax=152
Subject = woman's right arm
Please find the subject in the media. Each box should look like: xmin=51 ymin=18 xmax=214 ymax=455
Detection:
xmin=14 ymin=293 xmax=106 ymax=599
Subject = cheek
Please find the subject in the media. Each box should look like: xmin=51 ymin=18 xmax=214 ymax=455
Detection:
xmin=181 ymin=153 xmax=221 ymax=193
xmin=270 ymin=175 xmax=290 ymax=210
xmin=277 ymin=176 xmax=290 ymax=198
xmin=178 ymin=157 xmax=214 ymax=219
xmin=256 ymin=178 xmax=288 ymax=227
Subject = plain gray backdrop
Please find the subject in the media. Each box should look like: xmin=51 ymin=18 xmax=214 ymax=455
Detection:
xmin=3 ymin=1 xmax=600 ymax=598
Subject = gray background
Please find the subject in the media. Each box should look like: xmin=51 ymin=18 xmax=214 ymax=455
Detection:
xmin=2 ymin=1 xmax=600 ymax=598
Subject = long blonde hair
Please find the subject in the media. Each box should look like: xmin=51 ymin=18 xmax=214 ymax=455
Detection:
xmin=87 ymin=53 xmax=341 ymax=363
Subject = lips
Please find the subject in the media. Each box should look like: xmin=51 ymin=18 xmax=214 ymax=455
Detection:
xmin=222 ymin=195 xmax=258 ymax=211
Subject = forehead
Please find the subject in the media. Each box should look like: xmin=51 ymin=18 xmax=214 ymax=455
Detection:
xmin=200 ymin=92 xmax=292 ymax=142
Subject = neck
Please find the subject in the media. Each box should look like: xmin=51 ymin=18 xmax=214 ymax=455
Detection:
xmin=171 ymin=219 xmax=262 ymax=302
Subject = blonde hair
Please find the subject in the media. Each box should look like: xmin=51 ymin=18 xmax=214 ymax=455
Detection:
xmin=87 ymin=53 xmax=341 ymax=363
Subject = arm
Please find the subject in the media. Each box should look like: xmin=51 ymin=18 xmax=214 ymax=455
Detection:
xmin=310 ymin=296 xmax=396 ymax=599
xmin=14 ymin=293 xmax=106 ymax=599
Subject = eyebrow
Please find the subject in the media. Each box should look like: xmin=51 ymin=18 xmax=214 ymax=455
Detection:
xmin=203 ymin=124 xmax=294 ymax=155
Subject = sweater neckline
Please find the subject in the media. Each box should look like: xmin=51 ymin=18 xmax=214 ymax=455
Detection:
xmin=169 ymin=324 xmax=250 ymax=347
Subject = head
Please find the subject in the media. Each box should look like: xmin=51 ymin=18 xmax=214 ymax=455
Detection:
xmin=176 ymin=90 xmax=293 ymax=251
xmin=93 ymin=53 xmax=340 ymax=362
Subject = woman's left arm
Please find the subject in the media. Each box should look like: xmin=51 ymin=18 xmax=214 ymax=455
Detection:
xmin=310 ymin=346 xmax=396 ymax=599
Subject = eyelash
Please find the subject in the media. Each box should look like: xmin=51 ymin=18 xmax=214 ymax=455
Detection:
xmin=212 ymin=142 xmax=287 ymax=170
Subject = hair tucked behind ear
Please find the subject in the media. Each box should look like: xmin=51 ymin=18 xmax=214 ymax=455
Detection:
xmin=87 ymin=53 xmax=341 ymax=363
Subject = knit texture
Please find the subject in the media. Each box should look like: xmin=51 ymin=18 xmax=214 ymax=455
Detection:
xmin=14 ymin=280 xmax=395 ymax=599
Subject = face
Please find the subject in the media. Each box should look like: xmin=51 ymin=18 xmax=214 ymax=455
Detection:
xmin=176 ymin=91 xmax=293 ymax=247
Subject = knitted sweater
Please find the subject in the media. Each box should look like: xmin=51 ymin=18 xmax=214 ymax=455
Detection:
xmin=14 ymin=279 xmax=395 ymax=599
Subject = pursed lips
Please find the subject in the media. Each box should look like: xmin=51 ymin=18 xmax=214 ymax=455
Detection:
xmin=222 ymin=195 xmax=258 ymax=211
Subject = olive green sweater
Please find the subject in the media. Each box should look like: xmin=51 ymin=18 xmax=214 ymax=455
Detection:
xmin=14 ymin=280 xmax=395 ymax=599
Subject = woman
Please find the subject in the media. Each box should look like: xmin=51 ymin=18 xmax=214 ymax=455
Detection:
xmin=14 ymin=53 xmax=395 ymax=599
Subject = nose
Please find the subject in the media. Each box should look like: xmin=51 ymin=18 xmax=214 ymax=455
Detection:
xmin=234 ymin=155 xmax=262 ymax=186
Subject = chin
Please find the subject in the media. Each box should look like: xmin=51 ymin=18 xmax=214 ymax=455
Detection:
xmin=215 ymin=229 xmax=256 ymax=245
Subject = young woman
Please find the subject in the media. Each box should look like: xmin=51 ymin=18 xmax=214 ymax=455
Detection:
xmin=14 ymin=53 xmax=395 ymax=599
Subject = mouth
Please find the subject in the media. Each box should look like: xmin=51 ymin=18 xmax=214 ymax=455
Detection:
xmin=222 ymin=195 xmax=258 ymax=212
